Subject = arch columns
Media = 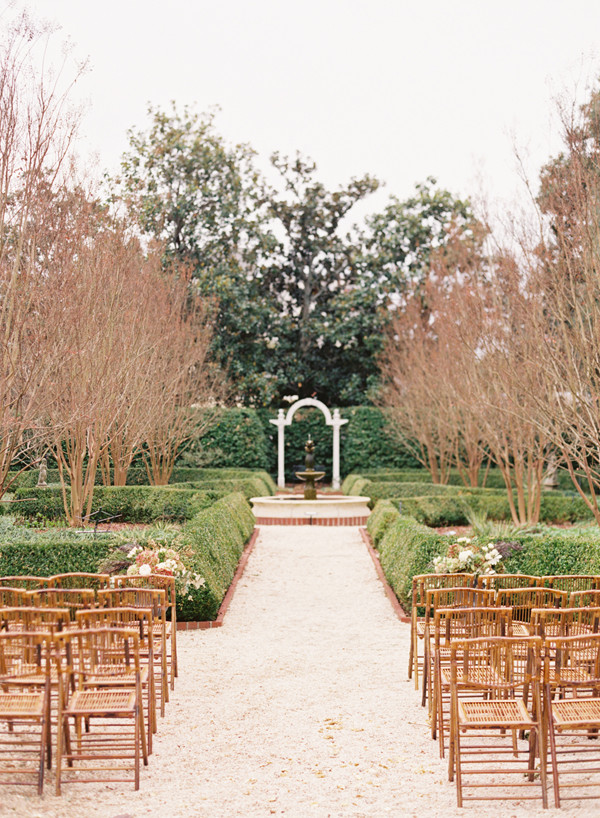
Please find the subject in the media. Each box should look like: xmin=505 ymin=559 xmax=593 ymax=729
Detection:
xmin=269 ymin=398 xmax=348 ymax=490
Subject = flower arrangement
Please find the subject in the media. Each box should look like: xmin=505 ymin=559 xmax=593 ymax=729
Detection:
xmin=432 ymin=537 xmax=504 ymax=577
xmin=121 ymin=540 xmax=205 ymax=599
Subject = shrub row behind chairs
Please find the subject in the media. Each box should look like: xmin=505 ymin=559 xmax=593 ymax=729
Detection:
xmin=0 ymin=570 xmax=179 ymax=795
xmin=408 ymin=571 xmax=600 ymax=808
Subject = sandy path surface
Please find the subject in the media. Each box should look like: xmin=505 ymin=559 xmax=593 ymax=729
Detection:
xmin=0 ymin=525 xmax=594 ymax=816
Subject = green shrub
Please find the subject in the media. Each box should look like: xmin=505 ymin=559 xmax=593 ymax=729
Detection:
xmin=377 ymin=516 xmax=446 ymax=611
xmin=11 ymin=486 xmax=216 ymax=524
xmin=0 ymin=517 xmax=117 ymax=576
xmin=366 ymin=500 xmax=400 ymax=547
xmin=495 ymin=528 xmax=600 ymax=576
xmin=183 ymin=408 xmax=270 ymax=470
xmin=176 ymin=492 xmax=255 ymax=621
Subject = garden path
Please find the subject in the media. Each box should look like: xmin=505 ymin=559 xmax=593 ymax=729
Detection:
xmin=0 ymin=525 xmax=593 ymax=816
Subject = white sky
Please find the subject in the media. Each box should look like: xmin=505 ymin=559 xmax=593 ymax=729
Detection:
xmin=16 ymin=0 xmax=600 ymax=220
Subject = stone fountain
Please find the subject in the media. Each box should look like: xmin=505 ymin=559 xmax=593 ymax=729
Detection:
xmin=250 ymin=439 xmax=370 ymax=526
xmin=295 ymin=438 xmax=325 ymax=500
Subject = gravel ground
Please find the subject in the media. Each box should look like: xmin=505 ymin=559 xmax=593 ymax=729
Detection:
xmin=0 ymin=525 xmax=596 ymax=816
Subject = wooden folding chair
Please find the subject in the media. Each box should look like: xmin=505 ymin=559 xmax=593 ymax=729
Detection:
xmin=114 ymin=573 xmax=178 ymax=688
xmin=408 ymin=573 xmax=476 ymax=689
xmin=530 ymin=606 xmax=600 ymax=639
xmin=544 ymin=634 xmax=600 ymax=807
xmin=0 ymin=587 xmax=28 ymax=607
xmin=570 ymin=589 xmax=600 ymax=608
xmin=48 ymin=573 xmax=110 ymax=594
xmin=0 ymin=576 xmax=50 ymax=590
xmin=543 ymin=575 xmax=600 ymax=594
xmin=496 ymin=587 xmax=568 ymax=629
xmin=0 ymin=632 xmax=52 ymax=794
xmin=448 ymin=636 xmax=547 ymax=808
xmin=477 ymin=573 xmax=542 ymax=591
xmin=76 ymin=607 xmax=157 ymax=752
xmin=422 ymin=586 xmax=495 ymax=708
xmin=431 ymin=606 xmax=513 ymax=757
xmin=54 ymin=628 xmax=148 ymax=794
xmin=98 ymin=588 xmax=168 ymax=716
xmin=26 ymin=589 xmax=96 ymax=623
xmin=0 ymin=607 xmax=71 ymax=635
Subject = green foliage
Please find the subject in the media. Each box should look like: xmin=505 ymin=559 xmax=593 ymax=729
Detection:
xmin=363 ymin=481 xmax=498 ymax=503
xmin=0 ymin=517 xmax=117 ymax=576
xmin=366 ymin=499 xmax=400 ymax=547
xmin=176 ymin=492 xmax=255 ymax=621
xmin=377 ymin=516 xmax=447 ymax=610
xmin=12 ymin=486 xmax=216 ymax=524
xmin=186 ymin=408 xmax=270 ymax=470
xmin=499 ymin=528 xmax=600 ymax=576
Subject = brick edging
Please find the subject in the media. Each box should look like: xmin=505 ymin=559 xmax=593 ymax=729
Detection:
xmin=254 ymin=516 xmax=368 ymax=526
xmin=176 ymin=526 xmax=260 ymax=631
xmin=359 ymin=527 xmax=411 ymax=623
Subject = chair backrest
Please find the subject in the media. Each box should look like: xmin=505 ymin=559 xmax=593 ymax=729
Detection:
xmin=0 ymin=576 xmax=50 ymax=589
xmin=0 ymin=606 xmax=71 ymax=634
xmin=569 ymin=589 xmax=600 ymax=608
xmin=412 ymin=573 xmax=476 ymax=608
xmin=26 ymin=588 xmax=96 ymax=621
xmin=530 ymin=606 xmax=600 ymax=638
xmin=97 ymin=587 xmax=167 ymax=621
xmin=433 ymin=606 xmax=513 ymax=649
xmin=0 ymin=630 xmax=52 ymax=681
xmin=48 ymin=572 xmax=110 ymax=592
xmin=76 ymin=606 xmax=153 ymax=646
xmin=113 ymin=573 xmax=176 ymax=620
xmin=477 ymin=573 xmax=541 ymax=591
xmin=496 ymin=587 xmax=568 ymax=622
xmin=54 ymin=627 xmax=141 ymax=687
xmin=450 ymin=635 xmax=542 ymax=691
xmin=544 ymin=633 xmax=600 ymax=691
xmin=0 ymin=587 xmax=28 ymax=607
xmin=542 ymin=575 xmax=600 ymax=593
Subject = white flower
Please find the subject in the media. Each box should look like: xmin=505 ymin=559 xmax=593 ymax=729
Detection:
xmin=138 ymin=564 xmax=152 ymax=577
xmin=456 ymin=537 xmax=471 ymax=544
xmin=458 ymin=549 xmax=473 ymax=563
xmin=127 ymin=546 xmax=140 ymax=559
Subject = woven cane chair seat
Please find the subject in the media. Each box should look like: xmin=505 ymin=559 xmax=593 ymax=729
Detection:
xmin=66 ymin=688 xmax=137 ymax=715
xmin=440 ymin=665 xmax=504 ymax=687
xmin=0 ymin=692 xmax=45 ymax=717
xmin=552 ymin=698 xmax=600 ymax=727
xmin=458 ymin=698 xmax=533 ymax=727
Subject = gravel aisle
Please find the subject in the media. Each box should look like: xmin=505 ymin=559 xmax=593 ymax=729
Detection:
xmin=0 ymin=525 xmax=594 ymax=816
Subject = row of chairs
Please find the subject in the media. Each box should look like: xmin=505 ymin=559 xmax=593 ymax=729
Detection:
xmin=409 ymin=573 xmax=600 ymax=690
xmin=0 ymin=571 xmax=180 ymax=795
xmin=408 ymin=572 xmax=600 ymax=808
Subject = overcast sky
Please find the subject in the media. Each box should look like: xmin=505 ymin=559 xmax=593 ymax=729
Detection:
xmin=17 ymin=0 xmax=600 ymax=219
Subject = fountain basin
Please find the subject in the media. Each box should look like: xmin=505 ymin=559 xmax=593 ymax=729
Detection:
xmin=250 ymin=494 xmax=371 ymax=526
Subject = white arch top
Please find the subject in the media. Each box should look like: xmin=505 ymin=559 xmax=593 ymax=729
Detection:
xmin=270 ymin=398 xmax=348 ymax=489
xmin=283 ymin=397 xmax=333 ymax=426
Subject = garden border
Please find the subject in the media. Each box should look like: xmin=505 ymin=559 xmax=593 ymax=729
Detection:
xmin=359 ymin=526 xmax=410 ymax=623
xmin=176 ymin=526 xmax=259 ymax=630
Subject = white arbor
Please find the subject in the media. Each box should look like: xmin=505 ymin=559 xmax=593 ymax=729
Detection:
xmin=270 ymin=398 xmax=348 ymax=490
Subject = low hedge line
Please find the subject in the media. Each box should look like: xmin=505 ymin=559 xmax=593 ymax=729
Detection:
xmin=365 ymin=498 xmax=600 ymax=614
xmin=0 ymin=492 xmax=256 ymax=621
xmin=0 ymin=529 xmax=116 ymax=577
xmin=376 ymin=515 xmax=447 ymax=611
xmin=363 ymin=481 xmax=499 ymax=504
xmin=176 ymin=492 xmax=255 ymax=621
xmin=11 ymin=486 xmax=216 ymax=523
xmin=7 ymin=466 xmax=277 ymax=493
xmin=366 ymin=499 xmax=400 ymax=547
xmin=397 ymin=494 xmax=594 ymax=527
xmin=351 ymin=467 xmax=580 ymax=493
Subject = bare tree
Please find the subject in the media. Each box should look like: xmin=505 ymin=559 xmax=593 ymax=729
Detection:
xmin=0 ymin=12 xmax=83 ymax=497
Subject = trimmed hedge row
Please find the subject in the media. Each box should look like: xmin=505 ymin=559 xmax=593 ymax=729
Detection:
xmin=7 ymin=465 xmax=277 ymax=493
xmin=353 ymin=467 xmax=581 ymax=493
xmin=0 ymin=531 xmax=116 ymax=577
xmin=176 ymin=492 xmax=256 ymax=621
xmin=365 ymin=498 xmax=600 ymax=614
xmin=11 ymin=486 xmax=216 ymax=523
xmin=375 ymin=515 xmax=447 ymax=611
xmin=397 ymin=494 xmax=595 ymax=527
xmin=0 ymin=492 xmax=256 ymax=622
